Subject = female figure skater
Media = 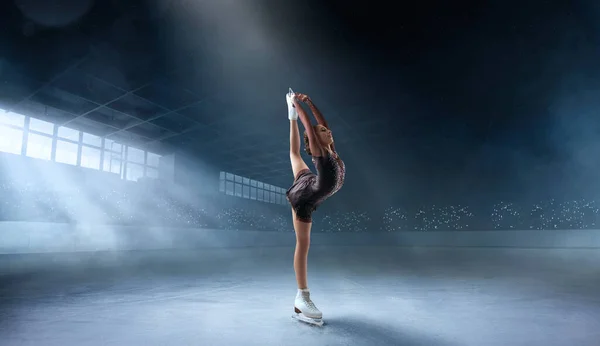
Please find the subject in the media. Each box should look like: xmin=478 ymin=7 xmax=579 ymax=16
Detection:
xmin=285 ymin=90 xmax=345 ymax=326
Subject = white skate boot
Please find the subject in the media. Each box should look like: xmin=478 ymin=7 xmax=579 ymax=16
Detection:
xmin=292 ymin=288 xmax=324 ymax=326
xmin=286 ymin=89 xmax=298 ymax=120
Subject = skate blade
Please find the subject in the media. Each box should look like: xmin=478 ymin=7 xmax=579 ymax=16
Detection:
xmin=292 ymin=313 xmax=324 ymax=327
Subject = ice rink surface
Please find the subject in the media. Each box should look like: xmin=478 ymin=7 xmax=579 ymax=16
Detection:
xmin=1 ymin=245 xmax=599 ymax=346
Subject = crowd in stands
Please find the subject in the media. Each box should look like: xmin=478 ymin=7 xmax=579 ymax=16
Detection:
xmin=1 ymin=176 xmax=599 ymax=232
xmin=381 ymin=200 xmax=600 ymax=231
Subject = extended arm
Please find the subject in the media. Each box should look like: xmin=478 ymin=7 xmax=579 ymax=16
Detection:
xmin=305 ymin=98 xmax=329 ymax=129
xmin=294 ymin=98 xmax=323 ymax=157
xmin=300 ymin=95 xmax=336 ymax=152
xmin=306 ymin=98 xmax=336 ymax=152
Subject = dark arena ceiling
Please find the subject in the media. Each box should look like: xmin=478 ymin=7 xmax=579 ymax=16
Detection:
xmin=0 ymin=0 xmax=402 ymax=189
xmin=4 ymin=0 xmax=598 ymax=196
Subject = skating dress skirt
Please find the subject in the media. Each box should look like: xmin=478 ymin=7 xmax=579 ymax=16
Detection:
xmin=286 ymin=151 xmax=345 ymax=223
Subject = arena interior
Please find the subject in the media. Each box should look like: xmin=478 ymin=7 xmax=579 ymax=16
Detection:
xmin=1 ymin=1 xmax=600 ymax=345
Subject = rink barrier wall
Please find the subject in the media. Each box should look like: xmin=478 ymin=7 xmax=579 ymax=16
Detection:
xmin=1 ymin=221 xmax=600 ymax=255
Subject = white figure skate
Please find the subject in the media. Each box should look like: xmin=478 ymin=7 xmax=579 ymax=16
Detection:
xmin=287 ymin=87 xmax=298 ymax=120
xmin=292 ymin=288 xmax=324 ymax=326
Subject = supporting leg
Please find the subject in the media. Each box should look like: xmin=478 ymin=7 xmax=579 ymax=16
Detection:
xmin=292 ymin=208 xmax=311 ymax=289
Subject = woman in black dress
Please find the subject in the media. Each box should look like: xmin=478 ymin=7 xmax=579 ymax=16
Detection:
xmin=285 ymin=90 xmax=345 ymax=325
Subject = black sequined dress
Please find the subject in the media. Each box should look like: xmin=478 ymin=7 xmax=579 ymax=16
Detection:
xmin=286 ymin=151 xmax=345 ymax=222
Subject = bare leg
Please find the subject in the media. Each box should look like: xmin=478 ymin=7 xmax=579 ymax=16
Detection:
xmin=290 ymin=119 xmax=309 ymax=178
xmin=289 ymin=119 xmax=311 ymax=289
xmin=292 ymin=208 xmax=311 ymax=289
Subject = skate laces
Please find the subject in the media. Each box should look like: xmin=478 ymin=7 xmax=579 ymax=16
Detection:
xmin=305 ymin=299 xmax=317 ymax=310
xmin=302 ymin=293 xmax=317 ymax=310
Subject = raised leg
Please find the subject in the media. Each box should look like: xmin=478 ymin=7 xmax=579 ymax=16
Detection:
xmin=289 ymin=119 xmax=309 ymax=179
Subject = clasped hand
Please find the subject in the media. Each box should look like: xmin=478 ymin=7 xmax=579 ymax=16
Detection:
xmin=294 ymin=93 xmax=310 ymax=103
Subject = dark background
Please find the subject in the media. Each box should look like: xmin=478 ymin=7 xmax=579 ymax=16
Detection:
xmin=1 ymin=0 xmax=600 ymax=211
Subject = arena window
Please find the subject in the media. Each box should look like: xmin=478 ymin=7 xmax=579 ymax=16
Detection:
xmin=55 ymin=140 xmax=78 ymax=165
xmin=219 ymin=171 xmax=287 ymax=205
xmin=81 ymin=146 xmax=102 ymax=170
xmin=125 ymin=162 xmax=144 ymax=181
xmin=103 ymin=139 xmax=124 ymax=175
xmin=28 ymin=117 xmax=54 ymax=135
xmin=0 ymin=111 xmax=25 ymax=128
xmin=147 ymin=152 xmax=160 ymax=167
xmin=0 ymin=109 xmax=162 ymax=182
xmin=57 ymin=126 xmax=80 ymax=141
xmin=126 ymin=146 xmax=145 ymax=164
xmin=26 ymin=132 xmax=53 ymax=161
xmin=123 ymin=146 xmax=161 ymax=181
xmin=0 ymin=123 xmax=24 ymax=155
xmin=82 ymin=133 xmax=102 ymax=147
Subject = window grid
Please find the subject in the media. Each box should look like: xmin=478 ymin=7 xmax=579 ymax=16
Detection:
xmin=219 ymin=171 xmax=288 ymax=206
xmin=0 ymin=111 xmax=161 ymax=183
